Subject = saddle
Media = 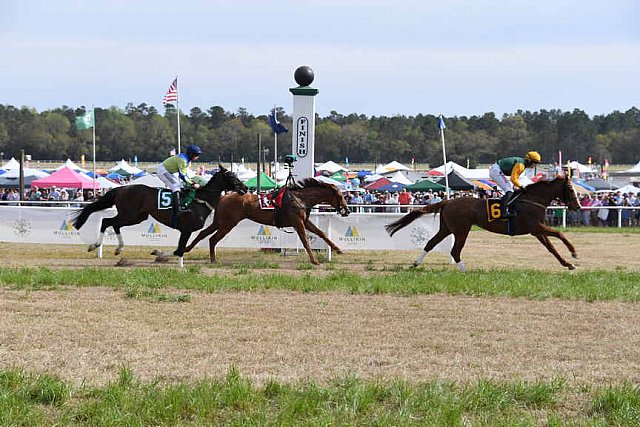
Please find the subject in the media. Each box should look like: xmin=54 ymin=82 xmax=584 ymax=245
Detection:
xmin=259 ymin=188 xmax=295 ymax=228
xmin=259 ymin=187 xmax=291 ymax=210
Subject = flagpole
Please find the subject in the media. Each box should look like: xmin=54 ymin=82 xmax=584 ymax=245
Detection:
xmin=92 ymin=104 xmax=96 ymax=195
xmin=273 ymin=106 xmax=278 ymax=180
xmin=439 ymin=115 xmax=450 ymax=199
xmin=176 ymin=77 xmax=181 ymax=154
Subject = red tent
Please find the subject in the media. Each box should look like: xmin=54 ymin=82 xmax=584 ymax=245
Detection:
xmin=30 ymin=166 xmax=101 ymax=189
xmin=365 ymin=177 xmax=391 ymax=190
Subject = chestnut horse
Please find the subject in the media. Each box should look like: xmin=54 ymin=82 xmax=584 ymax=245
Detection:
xmin=72 ymin=166 xmax=247 ymax=259
xmin=386 ymin=176 xmax=581 ymax=270
xmin=184 ymin=178 xmax=351 ymax=265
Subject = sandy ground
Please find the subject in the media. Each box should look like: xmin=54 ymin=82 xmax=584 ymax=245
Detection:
xmin=1 ymin=230 xmax=639 ymax=387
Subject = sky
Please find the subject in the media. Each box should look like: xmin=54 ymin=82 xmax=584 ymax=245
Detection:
xmin=1 ymin=0 xmax=638 ymax=118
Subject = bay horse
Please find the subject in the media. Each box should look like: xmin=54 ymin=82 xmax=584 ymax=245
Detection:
xmin=386 ymin=175 xmax=582 ymax=271
xmin=72 ymin=166 xmax=247 ymax=259
xmin=183 ymin=178 xmax=351 ymax=265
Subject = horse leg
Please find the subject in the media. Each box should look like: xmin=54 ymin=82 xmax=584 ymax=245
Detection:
xmin=535 ymin=224 xmax=578 ymax=259
xmin=534 ymin=234 xmax=576 ymax=270
xmin=292 ymin=220 xmax=319 ymax=265
xmin=88 ymin=218 xmax=111 ymax=252
xmin=110 ymin=213 xmax=148 ymax=256
xmin=303 ymin=220 xmax=343 ymax=254
xmin=185 ymin=223 xmax=219 ymax=253
xmin=173 ymin=231 xmax=191 ymax=258
xmin=206 ymin=225 xmax=234 ymax=263
xmin=414 ymin=228 xmax=452 ymax=267
xmin=112 ymin=225 xmax=125 ymax=256
xmin=450 ymin=227 xmax=471 ymax=272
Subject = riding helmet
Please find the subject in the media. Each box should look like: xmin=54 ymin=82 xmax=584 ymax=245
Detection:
xmin=524 ymin=151 xmax=541 ymax=163
xmin=186 ymin=145 xmax=202 ymax=158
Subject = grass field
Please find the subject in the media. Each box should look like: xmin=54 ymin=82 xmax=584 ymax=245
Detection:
xmin=1 ymin=230 xmax=640 ymax=425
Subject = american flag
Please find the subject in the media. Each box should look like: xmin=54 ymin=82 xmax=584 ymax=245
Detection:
xmin=162 ymin=78 xmax=178 ymax=105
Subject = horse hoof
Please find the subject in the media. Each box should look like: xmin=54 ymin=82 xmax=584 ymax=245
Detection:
xmin=150 ymin=249 xmax=161 ymax=256
xmin=567 ymin=264 xmax=576 ymax=270
xmin=336 ymin=250 xmax=344 ymax=255
xmin=154 ymin=256 xmax=170 ymax=263
xmin=87 ymin=245 xmax=96 ymax=253
xmin=114 ymin=249 xmax=122 ymax=256
xmin=572 ymin=253 xmax=579 ymax=259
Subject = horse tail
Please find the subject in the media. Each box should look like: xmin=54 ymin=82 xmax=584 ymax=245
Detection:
xmin=385 ymin=202 xmax=447 ymax=236
xmin=71 ymin=188 xmax=119 ymax=230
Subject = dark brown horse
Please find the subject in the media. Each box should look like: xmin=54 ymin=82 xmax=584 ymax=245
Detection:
xmin=386 ymin=176 xmax=582 ymax=270
xmin=72 ymin=166 xmax=247 ymax=259
xmin=184 ymin=178 xmax=351 ymax=265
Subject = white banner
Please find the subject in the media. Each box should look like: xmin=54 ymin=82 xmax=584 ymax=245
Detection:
xmin=0 ymin=206 xmax=452 ymax=253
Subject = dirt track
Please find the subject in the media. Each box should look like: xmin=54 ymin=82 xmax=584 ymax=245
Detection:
xmin=1 ymin=231 xmax=639 ymax=387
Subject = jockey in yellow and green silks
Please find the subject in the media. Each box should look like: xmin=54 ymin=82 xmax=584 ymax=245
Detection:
xmin=157 ymin=145 xmax=202 ymax=227
xmin=489 ymin=151 xmax=541 ymax=217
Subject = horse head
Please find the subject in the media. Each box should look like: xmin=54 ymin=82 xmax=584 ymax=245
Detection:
xmin=525 ymin=175 xmax=581 ymax=211
xmin=560 ymin=176 xmax=581 ymax=211
xmin=328 ymin=184 xmax=351 ymax=217
xmin=206 ymin=164 xmax=247 ymax=195
xmin=216 ymin=164 xmax=249 ymax=194
xmin=297 ymin=178 xmax=350 ymax=217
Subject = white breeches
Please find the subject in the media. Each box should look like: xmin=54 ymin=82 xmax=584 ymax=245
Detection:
xmin=157 ymin=164 xmax=181 ymax=192
xmin=489 ymin=163 xmax=513 ymax=194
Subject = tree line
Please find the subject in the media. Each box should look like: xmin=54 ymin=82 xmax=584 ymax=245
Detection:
xmin=0 ymin=103 xmax=638 ymax=167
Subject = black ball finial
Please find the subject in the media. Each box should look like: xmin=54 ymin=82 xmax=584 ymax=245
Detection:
xmin=294 ymin=66 xmax=314 ymax=86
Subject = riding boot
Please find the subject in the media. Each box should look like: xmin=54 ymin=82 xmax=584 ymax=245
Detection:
xmin=171 ymin=192 xmax=181 ymax=228
xmin=501 ymin=191 xmax=516 ymax=218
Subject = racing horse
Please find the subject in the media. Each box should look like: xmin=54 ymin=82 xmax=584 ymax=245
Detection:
xmin=386 ymin=175 xmax=582 ymax=270
xmin=183 ymin=178 xmax=351 ymax=265
xmin=72 ymin=165 xmax=247 ymax=260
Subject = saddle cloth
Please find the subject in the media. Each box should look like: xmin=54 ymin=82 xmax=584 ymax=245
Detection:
xmin=259 ymin=188 xmax=288 ymax=210
xmin=485 ymin=198 xmax=508 ymax=222
xmin=157 ymin=189 xmax=194 ymax=210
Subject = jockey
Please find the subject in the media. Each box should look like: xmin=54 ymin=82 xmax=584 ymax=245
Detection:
xmin=157 ymin=144 xmax=202 ymax=227
xmin=489 ymin=151 xmax=541 ymax=217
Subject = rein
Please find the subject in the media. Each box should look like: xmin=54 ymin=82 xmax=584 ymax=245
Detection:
xmin=519 ymin=199 xmax=548 ymax=210
xmin=193 ymin=198 xmax=215 ymax=211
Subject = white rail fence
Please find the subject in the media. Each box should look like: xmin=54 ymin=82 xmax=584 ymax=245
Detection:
xmin=0 ymin=205 xmax=453 ymax=255
xmin=0 ymin=204 xmax=636 ymax=256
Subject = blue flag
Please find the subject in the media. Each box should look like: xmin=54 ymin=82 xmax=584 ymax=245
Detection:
xmin=437 ymin=115 xmax=446 ymax=130
xmin=269 ymin=110 xmax=288 ymax=134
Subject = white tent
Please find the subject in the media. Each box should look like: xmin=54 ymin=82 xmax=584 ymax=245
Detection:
xmin=388 ymin=171 xmax=414 ymax=185
xmin=617 ymin=183 xmax=640 ymax=194
xmin=568 ymin=161 xmax=597 ymax=174
xmin=129 ymin=174 xmax=164 ymax=188
xmin=1 ymin=157 xmax=21 ymax=170
xmin=55 ymin=158 xmax=89 ymax=173
xmin=95 ymin=176 xmax=121 ymax=189
xmin=375 ymin=164 xmax=389 ymax=174
xmin=430 ymin=161 xmax=490 ymax=180
xmin=109 ymin=159 xmax=144 ymax=176
xmin=364 ymin=173 xmax=384 ymax=183
xmin=382 ymin=161 xmax=411 ymax=172
xmin=274 ymin=168 xmax=290 ymax=182
xmin=0 ymin=167 xmax=49 ymax=179
xmin=314 ymin=175 xmax=347 ymax=190
xmin=622 ymin=161 xmax=640 ymax=174
xmin=316 ymin=160 xmax=348 ymax=174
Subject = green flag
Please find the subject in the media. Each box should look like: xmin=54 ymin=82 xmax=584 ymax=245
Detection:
xmin=75 ymin=110 xmax=94 ymax=130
